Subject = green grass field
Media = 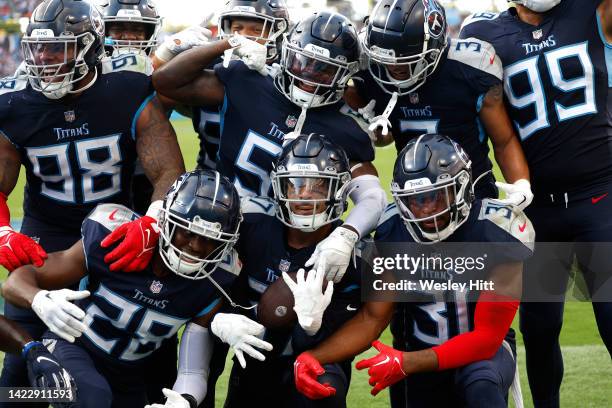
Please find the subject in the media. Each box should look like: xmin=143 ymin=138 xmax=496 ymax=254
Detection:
xmin=1 ymin=118 xmax=611 ymax=407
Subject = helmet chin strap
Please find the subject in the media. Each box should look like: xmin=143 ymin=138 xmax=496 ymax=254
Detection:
xmin=288 ymin=210 xmax=328 ymax=232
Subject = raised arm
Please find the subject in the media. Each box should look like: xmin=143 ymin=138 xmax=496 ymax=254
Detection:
xmin=152 ymin=40 xmax=229 ymax=106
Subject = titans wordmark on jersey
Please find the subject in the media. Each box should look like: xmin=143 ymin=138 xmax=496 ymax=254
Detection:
xmin=460 ymin=0 xmax=612 ymax=197
xmin=354 ymin=37 xmax=503 ymax=187
xmin=54 ymin=203 xmax=241 ymax=368
xmin=214 ymin=61 xmax=374 ymax=198
xmin=236 ymin=196 xmax=364 ymax=352
xmin=0 ymin=53 xmax=155 ymax=231
xmin=375 ymin=199 xmax=533 ymax=351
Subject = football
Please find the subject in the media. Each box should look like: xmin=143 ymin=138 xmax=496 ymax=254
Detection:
xmin=257 ymin=272 xmax=298 ymax=330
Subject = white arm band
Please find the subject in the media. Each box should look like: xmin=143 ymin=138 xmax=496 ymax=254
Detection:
xmin=344 ymin=174 xmax=388 ymax=238
xmin=173 ymin=323 xmax=213 ymax=405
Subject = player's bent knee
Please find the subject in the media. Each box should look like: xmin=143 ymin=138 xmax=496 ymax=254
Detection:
xmin=462 ymin=378 xmax=506 ymax=408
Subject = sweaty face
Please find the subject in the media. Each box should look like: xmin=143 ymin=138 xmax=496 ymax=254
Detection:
xmin=404 ymin=187 xmax=453 ymax=232
xmin=171 ymin=226 xmax=221 ymax=263
xmin=285 ymin=177 xmax=329 ymax=215
xmin=106 ymin=22 xmax=148 ymax=41
xmin=229 ymin=17 xmax=270 ymax=44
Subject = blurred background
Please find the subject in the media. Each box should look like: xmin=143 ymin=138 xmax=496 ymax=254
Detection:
xmin=0 ymin=0 xmax=512 ymax=77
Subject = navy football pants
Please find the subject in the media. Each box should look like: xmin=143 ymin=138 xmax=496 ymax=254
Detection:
xmin=389 ymin=340 xmax=516 ymax=408
xmin=521 ymin=192 xmax=612 ymax=408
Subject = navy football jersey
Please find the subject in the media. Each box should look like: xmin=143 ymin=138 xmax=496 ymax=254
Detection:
xmin=0 ymin=53 xmax=155 ymax=231
xmin=214 ymin=61 xmax=375 ymax=197
xmin=192 ymin=58 xmax=223 ymax=170
xmin=60 ymin=203 xmax=241 ymax=368
xmin=236 ymin=196 xmax=364 ymax=352
xmin=375 ymin=199 xmax=533 ymax=351
xmin=355 ymin=37 xmax=503 ymax=183
xmin=460 ymin=1 xmax=612 ymax=197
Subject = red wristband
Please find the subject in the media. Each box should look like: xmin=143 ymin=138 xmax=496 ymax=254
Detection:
xmin=0 ymin=192 xmax=10 ymax=227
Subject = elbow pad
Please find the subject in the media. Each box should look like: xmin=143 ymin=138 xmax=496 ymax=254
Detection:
xmin=344 ymin=175 xmax=387 ymax=238
xmin=173 ymin=323 xmax=213 ymax=405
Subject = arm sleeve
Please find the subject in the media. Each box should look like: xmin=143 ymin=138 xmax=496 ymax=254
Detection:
xmin=431 ymin=291 xmax=518 ymax=371
xmin=173 ymin=323 xmax=213 ymax=405
xmin=344 ymin=174 xmax=388 ymax=238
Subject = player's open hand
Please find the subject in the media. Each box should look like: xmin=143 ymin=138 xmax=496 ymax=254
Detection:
xmin=31 ymin=289 xmax=90 ymax=343
xmin=305 ymin=226 xmax=359 ymax=283
xmin=0 ymin=227 xmax=47 ymax=271
xmin=101 ymin=215 xmax=160 ymax=272
xmin=356 ymin=340 xmax=407 ymax=396
xmin=283 ymin=268 xmax=333 ymax=336
xmin=294 ymin=352 xmax=337 ymax=400
xmin=210 ymin=313 xmax=273 ymax=369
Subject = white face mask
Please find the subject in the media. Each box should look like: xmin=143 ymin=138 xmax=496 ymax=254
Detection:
xmin=40 ymin=78 xmax=73 ymax=100
xmin=288 ymin=211 xmax=329 ymax=232
xmin=513 ymin=0 xmax=562 ymax=12
xmin=289 ymin=84 xmax=326 ymax=107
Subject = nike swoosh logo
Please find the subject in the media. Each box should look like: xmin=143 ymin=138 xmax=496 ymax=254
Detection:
xmin=144 ymin=228 xmax=151 ymax=247
xmin=373 ymin=355 xmax=390 ymax=367
xmin=108 ymin=209 xmax=118 ymax=221
xmin=489 ymin=53 xmax=496 ymax=65
xmin=36 ymin=356 xmax=59 ymax=366
xmin=347 ymin=305 xmax=357 ymax=311
xmin=591 ymin=193 xmax=608 ymax=204
xmin=519 ymin=221 xmax=527 ymax=233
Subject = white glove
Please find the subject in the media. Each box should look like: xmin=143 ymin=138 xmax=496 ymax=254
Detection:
xmin=155 ymin=25 xmax=213 ymax=62
xmin=211 ymin=313 xmax=273 ymax=369
xmin=31 ymin=289 xmax=90 ymax=343
xmin=514 ymin=0 xmax=561 ymax=12
xmin=224 ymin=33 xmax=268 ymax=75
xmin=495 ymin=179 xmax=533 ymax=211
xmin=283 ymin=268 xmax=333 ymax=336
xmin=145 ymin=388 xmax=190 ymax=408
xmin=305 ymin=226 xmax=359 ymax=283
xmin=368 ymin=92 xmax=398 ymax=136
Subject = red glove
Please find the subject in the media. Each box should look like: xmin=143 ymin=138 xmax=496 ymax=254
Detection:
xmin=293 ymin=352 xmax=336 ymax=400
xmin=355 ymin=340 xmax=407 ymax=396
xmin=100 ymin=215 xmax=160 ymax=272
xmin=0 ymin=227 xmax=47 ymax=271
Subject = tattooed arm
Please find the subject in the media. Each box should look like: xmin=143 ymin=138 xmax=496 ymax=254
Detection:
xmin=480 ymin=84 xmax=530 ymax=183
xmin=135 ymin=95 xmax=186 ymax=201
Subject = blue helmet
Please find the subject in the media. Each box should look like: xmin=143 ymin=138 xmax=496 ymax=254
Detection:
xmin=158 ymin=170 xmax=242 ymax=280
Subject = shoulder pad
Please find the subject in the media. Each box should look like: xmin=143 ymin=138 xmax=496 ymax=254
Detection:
xmin=377 ymin=203 xmax=399 ymax=228
xmin=460 ymin=12 xmax=500 ymax=30
xmin=240 ymin=196 xmax=276 ymax=217
xmin=478 ymin=199 xmax=535 ymax=249
xmin=86 ymin=203 xmax=139 ymax=232
xmin=0 ymin=76 xmax=27 ymax=96
xmin=217 ymin=249 xmax=242 ymax=277
xmin=101 ymin=53 xmax=154 ymax=76
xmin=448 ymin=38 xmax=502 ymax=80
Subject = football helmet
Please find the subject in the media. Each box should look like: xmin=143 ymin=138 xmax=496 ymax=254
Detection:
xmin=362 ymin=0 xmax=448 ymax=95
xmin=275 ymin=11 xmax=360 ymax=107
xmin=158 ymin=170 xmax=242 ymax=280
xmin=97 ymin=0 xmax=162 ymax=56
xmin=271 ymin=133 xmax=351 ymax=231
xmin=218 ymin=0 xmax=290 ymax=61
xmin=21 ymin=0 xmax=106 ymax=99
xmin=391 ymin=134 xmax=474 ymax=243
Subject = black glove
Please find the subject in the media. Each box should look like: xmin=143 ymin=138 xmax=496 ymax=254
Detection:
xmin=24 ymin=341 xmax=76 ymax=407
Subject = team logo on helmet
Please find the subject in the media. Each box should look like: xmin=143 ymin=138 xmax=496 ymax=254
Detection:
xmin=90 ymin=8 xmax=105 ymax=38
xmin=426 ymin=10 xmax=445 ymax=38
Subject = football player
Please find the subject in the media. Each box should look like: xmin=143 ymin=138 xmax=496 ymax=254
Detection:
xmin=98 ymin=0 xmax=162 ymax=57
xmin=0 ymin=0 xmax=184 ymax=399
xmin=1 ymin=170 xmax=270 ymax=408
xmin=351 ymin=0 xmax=531 ymax=206
xmin=460 ymin=1 xmax=612 ymax=406
xmin=153 ymin=10 xmax=387 ymax=285
xmin=221 ymin=134 xmax=366 ymax=407
xmin=292 ymin=135 xmax=534 ymax=408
